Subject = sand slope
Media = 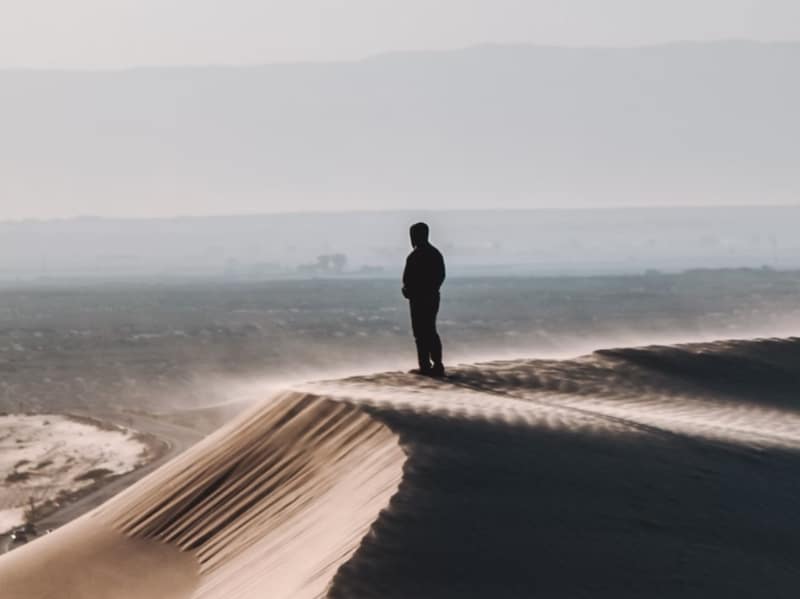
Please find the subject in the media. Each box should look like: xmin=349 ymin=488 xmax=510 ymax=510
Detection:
xmin=3 ymin=337 xmax=800 ymax=598
xmin=0 ymin=519 xmax=197 ymax=599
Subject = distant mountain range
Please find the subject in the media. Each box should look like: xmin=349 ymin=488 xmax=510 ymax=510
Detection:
xmin=1 ymin=41 xmax=798 ymax=218
xmin=2 ymin=206 xmax=800 ymax=280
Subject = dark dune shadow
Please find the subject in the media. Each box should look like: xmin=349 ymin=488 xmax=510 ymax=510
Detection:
xmin=328 ymin=398 xmax=800 ymax=598
xmin=596 ymin=337 xmax=800 ymax=405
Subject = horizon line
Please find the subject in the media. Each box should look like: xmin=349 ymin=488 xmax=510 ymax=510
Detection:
xmin=3 ymin=203 xmax=800 ymax=225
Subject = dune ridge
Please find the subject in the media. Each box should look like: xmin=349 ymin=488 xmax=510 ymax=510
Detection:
xmin=312 ymin=337 xmax=800 ymax=598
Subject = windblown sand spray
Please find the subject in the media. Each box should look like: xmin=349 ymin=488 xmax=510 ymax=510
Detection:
xmin=90 ymin=392 xmax=405 ymax=599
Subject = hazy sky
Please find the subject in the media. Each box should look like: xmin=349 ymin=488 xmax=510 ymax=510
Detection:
xmin=1 ymin=0 xmax=799 ymax=69
xmin=1 ymin=1 xmax=798 ymax=221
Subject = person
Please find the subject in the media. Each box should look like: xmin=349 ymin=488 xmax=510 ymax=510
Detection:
xmin=402 ymin=222 xmax=446 ymax=377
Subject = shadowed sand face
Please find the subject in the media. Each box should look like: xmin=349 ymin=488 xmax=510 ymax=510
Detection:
xmin=0 ymin=518 xmax=199 ymax=598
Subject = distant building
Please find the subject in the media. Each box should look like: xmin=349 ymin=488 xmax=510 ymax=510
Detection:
xmin=297 ymin=254 xmax=348 ymax=275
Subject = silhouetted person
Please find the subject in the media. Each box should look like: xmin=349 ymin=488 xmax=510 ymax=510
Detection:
xmin=402 ymin=222 xmax=446 ymax=377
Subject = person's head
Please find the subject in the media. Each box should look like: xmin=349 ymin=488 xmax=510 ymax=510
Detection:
xmin=410 ymin=222 xmax=430 ymax=248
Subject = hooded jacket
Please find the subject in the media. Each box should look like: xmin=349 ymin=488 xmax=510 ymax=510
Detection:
xmin=403 ymin=242 xmax=446 ymax=299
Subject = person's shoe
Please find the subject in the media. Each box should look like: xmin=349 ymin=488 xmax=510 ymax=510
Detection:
xmin=408 ymin=367 xmax=433 ymax=376
xmin=430 ymin=364 xmax=446 ymax=378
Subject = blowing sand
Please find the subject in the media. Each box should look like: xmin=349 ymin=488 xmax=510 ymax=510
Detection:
xmin=2 ymin=337 xmax=800 ymax=598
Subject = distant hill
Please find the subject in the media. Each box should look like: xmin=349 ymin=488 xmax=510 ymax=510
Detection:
xmin=2 ymin=206 xmax=800 ymax=280
xmin=0 ymin=41 xmax=798 ymax=218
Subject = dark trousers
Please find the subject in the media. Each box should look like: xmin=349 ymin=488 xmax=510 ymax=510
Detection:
xmin=409 ymin=294 xmax=443 ymax=370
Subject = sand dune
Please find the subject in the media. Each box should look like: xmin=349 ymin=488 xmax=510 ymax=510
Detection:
xmin=3 ymin=337 xmax=800 ymax=597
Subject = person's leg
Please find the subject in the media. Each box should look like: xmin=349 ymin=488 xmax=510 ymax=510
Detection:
xmin=429 ymin=294 xmax=444 ymax=374
xmin=430 ymin=331 xmax=443 ymax=368
xmin=410 ymin=300 xmax=432 ymax=371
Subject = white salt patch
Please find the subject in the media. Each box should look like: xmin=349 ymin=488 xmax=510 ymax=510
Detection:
xmin=0 ymin=414 xmax=149 ymax=533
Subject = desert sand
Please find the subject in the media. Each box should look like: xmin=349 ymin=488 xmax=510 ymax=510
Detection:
xmin=2 ymin=337 xmax=800 ymax=598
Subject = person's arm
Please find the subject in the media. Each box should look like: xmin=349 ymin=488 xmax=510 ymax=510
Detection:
xmin=402 ymin=255 xmax=411 ymax=298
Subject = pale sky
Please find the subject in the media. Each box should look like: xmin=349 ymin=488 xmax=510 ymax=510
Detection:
xmin=1 ymin=0 xmax=799 ymax=69
xmin=1 ymin=1 xmax=799 ymax=221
